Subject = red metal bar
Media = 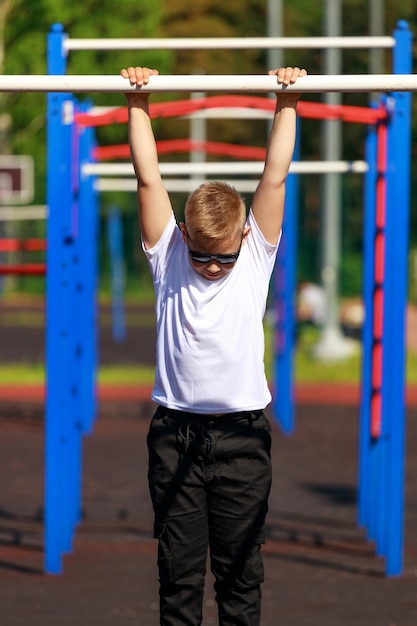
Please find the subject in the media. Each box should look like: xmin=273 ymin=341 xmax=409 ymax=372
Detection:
xmin=157 ymin=140 xmax=266 ymax=159
xmin=93 ymin=143 xmax=130 ymax=160
xmin=371 ymin=393 xmax=382 ymax=439
xmin=370 ymin=104 xmax=388 ymax=440
xmin=75 ymin=96 xmax=387 ymax=127
xmin=297 ymin=100 xmax=387 ymax=124
xmin=373 ymin=287 xmax=384 ymax=339
xmin=0 ymin=264 xmax=46 ymax=275
xmin=374 ymin=232 xmax=385 ymax=285
xmin=94 ymin=139 xmax=266 ymax=161
xmin=375 ymin=117 xmax=388 ymax=229
xmin=371 ymin=343 xmax=383 ymax=389
xmin=0 ymin=238 xmax=47 ymax=252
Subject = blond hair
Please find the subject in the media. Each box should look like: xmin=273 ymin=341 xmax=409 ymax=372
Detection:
xmin=184 ymin=181 xmax=246 ymax=241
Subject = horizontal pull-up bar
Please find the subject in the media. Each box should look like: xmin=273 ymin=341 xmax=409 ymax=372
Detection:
xmin=64 ymin=35 xmax=396 ymax=51
xmin=95 ymin=161 xmax=369 ymax=194
xmin=84 ymin=160 xmax=369 ymax=177
xmin=1 ymin=74 xmax=417 ymax=93
xmin=0 ymin=206 xmax=48 ymax=222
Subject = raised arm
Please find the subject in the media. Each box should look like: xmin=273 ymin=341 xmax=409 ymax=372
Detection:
xmin=252 ymin=66 xmax=307 ymax=245
xmin=120 ymin=67 xmax=173 ymax=250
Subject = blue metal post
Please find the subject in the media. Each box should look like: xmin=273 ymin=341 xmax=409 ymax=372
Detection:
xmin=45 ymin=23 xmax=73 ymax=574
xmin=382 ymin=19 xmax=412 ymax=576
xmin=272 ymin=127 xmax=300 ymax=434
xmin=107 ymin=206 xmax=126 ymax=344
xmin=368 ymin=99 xmax=389 ymax=555
xmin=358 ymin=108 xmax=377 ymax=533
xmin=78 ymin=101 xmax=99 ymax=434
xmin=66 ymin=101 xmax=84 ymax=535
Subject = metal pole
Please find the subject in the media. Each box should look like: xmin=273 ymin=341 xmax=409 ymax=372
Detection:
xmin=383 ymin=18 xmax=412 ymax=578
xmin=0 ymin=74 xmax=416 ymax=93
xmin=190 ymin=88 xmax=206 ymax=187
xmin=267 ymin=0 xmax=284 ymax=70
xmin=107 ymin=206 xmax=126 ymax=343
xmin=45 ymin=22 xmax=70 ymax=575
xmin=313 ymin=0 xmax=355 ymax=360
xmin=83 ymin=160 xmax=369 ymax=177
xmin=64 ymin=35 xmax=395 ymax=51
xmin=369 ymin=0 xmax=385 ymax=76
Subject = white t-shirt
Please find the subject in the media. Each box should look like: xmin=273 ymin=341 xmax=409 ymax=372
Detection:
xmin=144 ymin=210 xmax=279 ymax=414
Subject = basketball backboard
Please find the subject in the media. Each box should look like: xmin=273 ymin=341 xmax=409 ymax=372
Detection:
xmin=0 ymin=155 xmax=34 ymax=204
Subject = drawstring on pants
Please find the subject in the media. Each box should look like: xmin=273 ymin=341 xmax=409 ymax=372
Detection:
xmin=155 ymin=405 xmax=264 ymax=464
xmin=177 ymin=421 xmax=216 ymax=462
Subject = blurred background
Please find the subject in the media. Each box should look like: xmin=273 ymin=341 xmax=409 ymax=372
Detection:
xmin=0 ymin=0 xmax=416 ymax=386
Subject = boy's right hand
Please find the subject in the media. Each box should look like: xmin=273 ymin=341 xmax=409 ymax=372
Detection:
xmin=120 ymin=66 xmax=159 ymax=87
xmin=120 ymin=66 xmax=159 ymax=103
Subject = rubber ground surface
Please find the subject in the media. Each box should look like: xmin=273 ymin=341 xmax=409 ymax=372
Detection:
xmin=0 ymin=397 xmax=416 ymax=626
xmin=1 ymin=298 xmax=416 ymax=624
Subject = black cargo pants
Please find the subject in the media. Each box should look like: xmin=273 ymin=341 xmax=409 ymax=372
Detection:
xmin=147 ymin=404 xmax=272 ymax=626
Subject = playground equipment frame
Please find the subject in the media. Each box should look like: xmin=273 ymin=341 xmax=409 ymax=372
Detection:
xmin=41 ymin=21 xmax=413 ymax=578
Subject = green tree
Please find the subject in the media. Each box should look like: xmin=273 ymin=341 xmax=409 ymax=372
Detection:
xmin=0 ymin=0 xmax=21 ymax=155
xmin=3 ymin=0 xmax=170 ymax=203
xmin=1 ymin=0 xmax=416 ymax=292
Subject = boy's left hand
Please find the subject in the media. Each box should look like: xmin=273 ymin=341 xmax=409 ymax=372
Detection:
xmin=269 ymin=66 xmax=307 ymax=86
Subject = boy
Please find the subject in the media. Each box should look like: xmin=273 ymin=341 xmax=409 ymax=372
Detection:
xmin=120 ymin=65 xmax=306 ymax=626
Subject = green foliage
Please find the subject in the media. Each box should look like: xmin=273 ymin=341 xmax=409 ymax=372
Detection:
xmin=265 ymin=322 xmax=417 ymax=384
xmin=294 ymin=326 xmax=361 ymax=383
xmin=0 ymin=362 xmax=156 ymax=385
xmin=340 ymin=253 xmax=363 ymax=297
xmin=2 ymin=299 xmax=417 ymax=385
xmin=2 ymin=0 xmax=172 ymax=205
xmin=1 ymin=0 xmax=417 ymax=296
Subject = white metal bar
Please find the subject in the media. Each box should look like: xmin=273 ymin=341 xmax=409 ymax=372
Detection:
xmin=0 ymin=205 xmax=48 ymax=221
xmin=0 ymin=74 xmax=416 ymax=93
xmin=86 ymin=105 xmax=119 ymax=116
xmin=81 ymin=105 xmax=273 ymax=120
xmin=293 ymin=161 xmax=368 ymax=173
xmin=94 ymin=161 xmax=368 ymax=193
xmin=95 ymin=178 xmax=260 ymax=193
xmin=65 ymin=36 xmax=395 ymax=51
xmin=85 ymin=162 xmax=261 ymax=176
xmin=184 ymin=108 xmax=273 ymax=119
xmin=84 ymin=160 xmax=368 ymax=178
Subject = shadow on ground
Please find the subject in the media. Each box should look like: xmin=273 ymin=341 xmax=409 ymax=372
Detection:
xmin=0 ymin=400 xmax=416 ymax=625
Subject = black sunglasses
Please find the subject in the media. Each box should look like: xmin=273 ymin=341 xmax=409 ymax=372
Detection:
xmin=186 ymin=230 xmax=244 ymax=265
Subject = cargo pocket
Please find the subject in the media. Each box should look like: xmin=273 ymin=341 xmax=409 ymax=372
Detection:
xmin=241 ymin=526 xmax=266 ymax=587
xmin=154 ymin=521 xmax=174 ymax=583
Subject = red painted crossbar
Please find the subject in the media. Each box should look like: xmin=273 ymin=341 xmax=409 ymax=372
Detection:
xmin=0 ymin=238 xmax=47 ymax=252
xmin=370 ymin=104 xmax=388 ymax=440
xmin=0 ymin=264 xmax=46 ymax=275
xmin=94 ymin=139 xmax=266 ymax=161
xmin=76 ymin=96 xmax=387 ymax=128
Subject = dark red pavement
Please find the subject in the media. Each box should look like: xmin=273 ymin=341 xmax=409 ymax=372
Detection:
xmin=1 ymin=297 xmax=417 ymax=624
xmin=2 ymin=381 xmax=417 ymax=407
xmin=1 ymin=397 xmax=417 ymax=625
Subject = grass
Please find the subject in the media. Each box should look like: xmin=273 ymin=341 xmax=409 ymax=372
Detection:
xmin=0 ymin=364 xmax=155 ymax=386
xmin=0 ymin=311 xmax=45 ymax=327
xmin=97 ymin=365 xmax=155 ymax=385
xmin=263 ymin=324 xmax=362 ymax=384
xmin=0 ymin=363 xmax=46 ymax=385
xmin=1 ymin=292 xmax=417 ymax=386
xmin=2 ymin=324 xmax=417 ymax=387
xmin=0 ymin=310 xmax=156 ymax=329
xmin=293 ymin=326 xmax=361 ymax=383
xmin=265 ymin=323 xmax=417 ymax=385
